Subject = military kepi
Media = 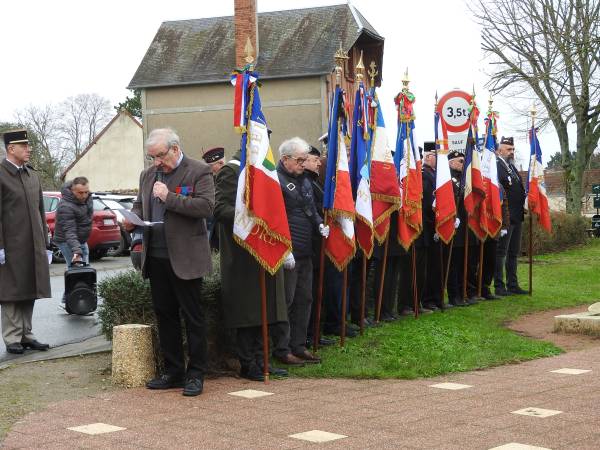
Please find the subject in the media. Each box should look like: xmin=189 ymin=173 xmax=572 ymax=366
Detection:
xmin=202 ymin=147 xmax=224 ymax=164
xmin=448 ymin=150 xmax=465 ymax=160
xmin=3 ymin=129 xmax=28 ymax=147
xmin=500 ymin=136 xmax=514 ymax=146
xmin=423 ymin=141 xmax=436 ymax=152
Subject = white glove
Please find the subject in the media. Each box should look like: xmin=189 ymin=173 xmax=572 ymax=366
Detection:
xmin=433 ymin=233 xmax=440 ymax=242
xmin=454 ymin=218 xmax=461 ymax=229
xmin=0 ymin=248 xmax=5 ymax=265
xmin=319 ymin=224 xmax=330 ymax=238
xmin=47 ymin=250 xmax=53 ymax=265
xmin=500 ymin=229 xmax=508 ymax=238
xmin=283 ymin=252 xmax=296 ymax=270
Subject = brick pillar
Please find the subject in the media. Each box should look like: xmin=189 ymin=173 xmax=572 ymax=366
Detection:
xmin=234 ymin=0 xmax=258 ymax=67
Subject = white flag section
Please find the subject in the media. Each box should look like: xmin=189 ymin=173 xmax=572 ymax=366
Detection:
xmin=335 ymin=133 xmax=355 ymax=241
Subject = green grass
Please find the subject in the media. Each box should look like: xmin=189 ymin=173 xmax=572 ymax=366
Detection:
xmin=294 ymin=240 xmax=600 ymax=379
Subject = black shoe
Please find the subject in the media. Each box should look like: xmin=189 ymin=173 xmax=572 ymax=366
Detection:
xmin=450 ymin=298 xmax=468 ymax=307
xmin=146 ymin=374 xmax=185 ymax=390
xmin=324 ymin=326 xmax=358 ymax=338
xmin=183 ymin=377 xmax=204 ymax=397
xmin=21 ymin=340 xmax=50 ymax=351
xmin=483 ymin=292 xmax=500 ymax=300
xmin=419 ymin=307 xmax=434 ymax=314
xmin=423 ymin=303 xmax=439 ymax=311
xmin=6 ymin=343 xmax=24 ymax=354
xmin=268 ymin=366 xmax=288 ymax=377
xmin=240 ymin=365 xmax=265 ymax=382
xmin=381 ymin=313 xmax=398 ymax=321
xmin=495 ymin=287 xmax=509 ymax=296
xmin=466 ymin=297 xmax=479 ymax=305
xmin=441 ymin=302 xmax=454 ymax=309
xmin=508 ymin=287 xmax=529 ymax=295
xmin=398 ymin=308 xmax=413 ymax=316
xmin=319 ymin=336 xmax=336 ymax=346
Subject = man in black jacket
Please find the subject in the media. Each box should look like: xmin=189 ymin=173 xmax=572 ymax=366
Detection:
xmin=494 ymin=136 xmax=528 ymax=295
xmin=272 ymin=137 xmax=328 ymax=365
xmin=54 ymin=177 xmax=93 ymax=267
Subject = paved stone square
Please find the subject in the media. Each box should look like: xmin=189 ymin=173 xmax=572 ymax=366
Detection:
xmin=4 ymin=346 xmax=600 ymax=449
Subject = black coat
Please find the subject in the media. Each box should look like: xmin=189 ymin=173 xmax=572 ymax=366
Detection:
xmin=277 ymin=163 xmax=322 ymax=258
xmin=53 ymin=181 xmax=93 ymax=255
xmin=450 ymin=168 xmax=476 ymax=248
xmin=415 ymin=164 xmax=436 ymax=248
xmin=214 ymin=154 xmax=287 ymax=329
xmin=496 ymin=156 xmax=525 ymax=224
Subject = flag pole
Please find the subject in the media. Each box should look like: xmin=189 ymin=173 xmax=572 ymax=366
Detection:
xmin=528 ymin=104 xmax=536 ymax=296
xmin=375 ymin=236 xmax=389 ymax=324
xmin=360 ymin=253 xmax=367 ymax=335
xmin=463 ymin=223 xmax=469 ymax=301
xmin=341 ymin=267 xmax=348 ymax=347
xmin=443 ymin=238 xmax=454 ymax=302
xmin=313 ymin=211 xmax=327 ymax=353
xmin=259 ymin=267 xmax=269 ymax=383
xmin=412 ymin=245 xmax=419 ymax=318
xmin=477 ymin=240 xmax=484 ymax=298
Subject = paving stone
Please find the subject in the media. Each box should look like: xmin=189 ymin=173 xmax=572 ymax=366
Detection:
xmin=488 ymin=443 xmax=551 ymax=450
xmin=429 ymin=382 xmax=473 ymax=390
xmin=549 ymin=368 xmax=591 ymax=375
xmin=511 ymin=407 xmax=563 ymax=418
xmin=228 ymin=389 xmax=274 ymax=398
xmin=67 ymin=423 xmax=127 ymax=435
xmin=288 ymin=429 xmax=347 ymax=443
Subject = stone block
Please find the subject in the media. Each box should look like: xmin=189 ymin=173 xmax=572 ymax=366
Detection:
xmin=112 ymin=324 xmax=155 ymax=387
xmin=554 ymin=312 xmax=600 ymax=336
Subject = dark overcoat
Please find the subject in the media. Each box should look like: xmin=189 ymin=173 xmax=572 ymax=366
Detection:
xmin=214 ymin=155 xmax=287 ymax=329
xmin=0 ymin=159 xmax=51 ymax=302
xmin=496 ymin=156 xmax=526 ymax=224
xmin=132 ymin=155 xmax=215 ymax=280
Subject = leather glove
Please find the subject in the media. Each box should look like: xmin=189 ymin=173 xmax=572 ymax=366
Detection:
xmin=433 ymin=233 xmax=440 ymax=242
xmin=283 ymin=252 xmax=296 ymax=270
xmin=319 ymin=224 xmax=330 ymax=238
xmin=454 ymin=218 xmax=461 ymax=229
xmin=0 ymin=248 xmax=5 ymax=265
xmin=500 ymin=229 xmax=508 ymax=238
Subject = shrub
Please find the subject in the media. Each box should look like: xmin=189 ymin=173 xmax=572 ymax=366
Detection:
xmin=97 ymin=253 xmax=237 ymax=374
xmin=522 ymin=211 xmax=590 ymax=255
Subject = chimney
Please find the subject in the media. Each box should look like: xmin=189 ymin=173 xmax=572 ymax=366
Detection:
xmin=234 ymin=0 xmax=258 ymax=67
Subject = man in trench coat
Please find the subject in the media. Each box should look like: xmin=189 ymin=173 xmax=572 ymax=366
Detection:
xmin=0 ymin=129 xmax=51 ymax=354
xmin=214 ymin=149 xmax=289 ymax=381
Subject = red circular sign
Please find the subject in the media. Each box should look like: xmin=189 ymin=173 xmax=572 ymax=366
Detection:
xmin=436 ymin=90 xmax=473 ymax=133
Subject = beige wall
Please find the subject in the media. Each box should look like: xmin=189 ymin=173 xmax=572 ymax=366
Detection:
xmin=143 ymin=76 xmax=327 ymax=161
xmin=65 ymin=113 xmax=144 ymax=192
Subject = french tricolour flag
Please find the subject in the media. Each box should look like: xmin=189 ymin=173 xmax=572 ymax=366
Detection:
xmin=463 ymin=125 xmax=487 ymax=241
xmin=480 ymin=116 xmax=502 ymax=237
xmin=434 ymin=111 xmax=457 ymax=243
xmin=527 ymin=126 xmax=552 ymax=233
xmin=323 ymin=86 xmax=356 ymax=270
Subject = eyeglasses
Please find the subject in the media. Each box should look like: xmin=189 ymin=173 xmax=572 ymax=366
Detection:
xmin=288 ymin=156 xmax=307 ymax=164
xmin=146 ymin=147 xmax=173 ymax=162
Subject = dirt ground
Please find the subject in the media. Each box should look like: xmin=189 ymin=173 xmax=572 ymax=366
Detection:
xmin=507 ymin=304 xmax=600 ymax=351
xmin=1 ymin=306 xmax=599 ymax=442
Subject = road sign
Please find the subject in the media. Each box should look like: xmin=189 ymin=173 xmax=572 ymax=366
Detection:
xmin=436 ymin=90 xmax=473 ymax=133
xmin=594 ymin=196 xmax=600 ymax=209
xmin=592 ymin=184 xmax=600 ymax=195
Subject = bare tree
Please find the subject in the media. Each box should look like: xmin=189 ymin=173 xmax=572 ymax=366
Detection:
xmin=60 ymin=93 xmax=111 ymax=158
xmin=472 ymin=0 xmax=600 ymax=214
xmin=13 ymin=105 xmax=67 ymax=189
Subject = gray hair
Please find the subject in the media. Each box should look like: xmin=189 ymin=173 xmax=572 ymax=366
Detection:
xmin=145 ymin=128 xmax=181 ymax=151
xmin=279 ymin=137 xmax=310 ymax=158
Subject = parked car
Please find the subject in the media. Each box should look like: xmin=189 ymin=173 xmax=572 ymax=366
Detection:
xmin=94 ymin=194 xmax=136 ymax=256
xmin=43 ymin=192 xmax=121 ymax=262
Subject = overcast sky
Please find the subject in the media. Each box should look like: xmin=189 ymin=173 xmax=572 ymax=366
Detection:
xmin=0 ymin=0 xmax=564 ymax=168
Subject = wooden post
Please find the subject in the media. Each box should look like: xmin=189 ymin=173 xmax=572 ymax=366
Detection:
xmin=259 ymin=267 xmax=269 ymax=383
xmin=375 ymin=236 xmax=389 ymax=323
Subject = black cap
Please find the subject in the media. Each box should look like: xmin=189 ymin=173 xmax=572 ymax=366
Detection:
xmin=500 ymin=136 xmax=514 ymax=146
xmin=3 ymin=129 xmax=28 ymax=147
xmin=202 ymin=147 xmax=225 ymax=164
xmin=448 ymin=150 xmax=465 ymax=160
xmin=309 ymin=146 xmax=321 ymax=157
xmin=423 ymin=141 xmax=436 ymax=152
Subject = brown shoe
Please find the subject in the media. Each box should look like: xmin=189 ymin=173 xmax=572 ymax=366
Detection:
xmin=275 ymin=353 xmax=305 ymax=366
xmin=293 ymin=350 xmax=321 ymax=364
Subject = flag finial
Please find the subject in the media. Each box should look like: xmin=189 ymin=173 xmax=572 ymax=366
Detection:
xmin=355 ymin=50 xmax=365 ymax=82
xmin=435 ymin=91 xmax=438 ymax=107
xmin=368 ymin=60 xmax=378 ymax=88
xmin=334 ymin=42 xmax=348 ymax=85
xmin=402 ymin=68 xmax=410 ymax=88
xmin=244 ymin=36 xmax=255 ymax=66
xmin=488 ymin=95 xmax=493 ymax=112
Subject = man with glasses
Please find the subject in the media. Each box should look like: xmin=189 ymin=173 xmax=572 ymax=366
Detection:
xmin=0 ymin=130 xmax=51 ymax=354
xmin=272 ymin=137 xmax=329 ymax=365
xmin=123 ymin=128 xmax=215 ymax=396
xmin=495 ymin=136 xmax=527 ymax=296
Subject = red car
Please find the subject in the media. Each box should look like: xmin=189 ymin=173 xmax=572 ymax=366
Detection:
xmin=43 ymin=192 xmax=121 ymax=262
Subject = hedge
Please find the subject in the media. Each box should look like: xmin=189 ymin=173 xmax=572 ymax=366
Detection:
xmin=522 ymin=211 xmax=590 ymax=255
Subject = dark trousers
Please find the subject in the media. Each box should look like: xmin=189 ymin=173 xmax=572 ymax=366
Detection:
xmin=481 ymin=238 xmax=497 ymax=295
xmin=272 ymin=257 xmax=313 ymax=356
xmin=447 ymin=245 xmax=478 ymax=301
xmin=147 ymin=256 xmax=207 ymax=378
xmin=397 ymin=247 xmax=427 ymax=311
xmin=495 ymin=221 xmax=522 ymax=290
xmin=323 ymin=262 xmax=344 ymax=333
xmin=373 ymin=254 xmax=400 ymax=317
xmin=423 ymin=241 xmax=444 ymax=306
xmin=237 ymin=325 xmax=279 ymax=371
xmin=348 ymin=254 xmax=368 ymax=323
